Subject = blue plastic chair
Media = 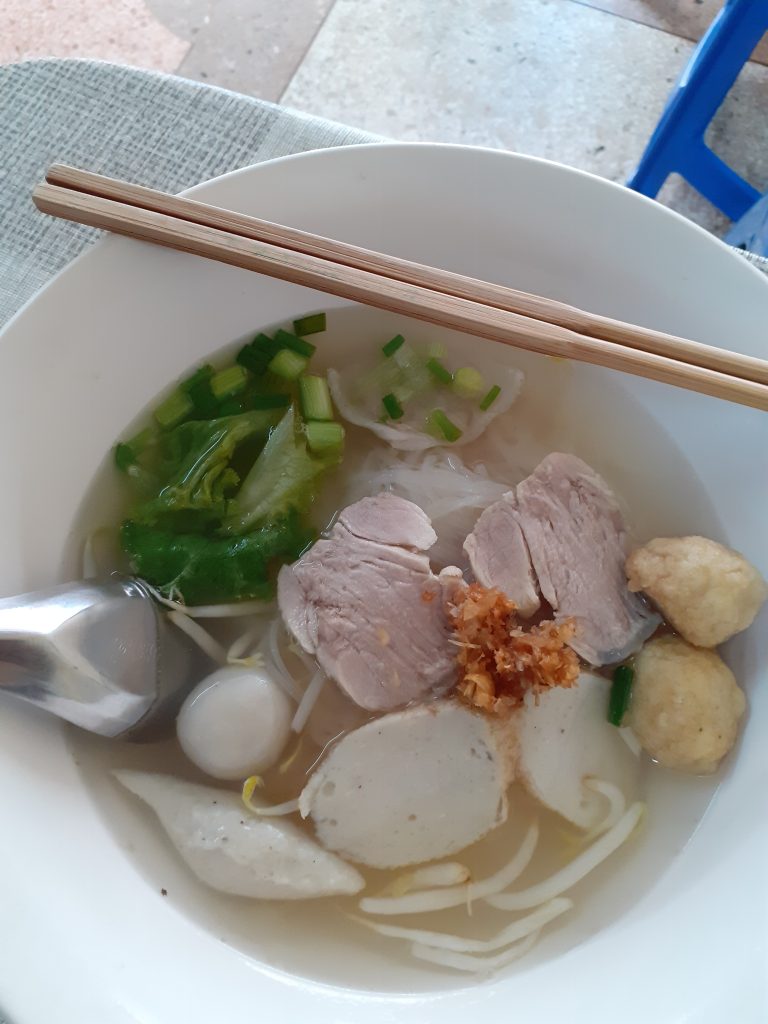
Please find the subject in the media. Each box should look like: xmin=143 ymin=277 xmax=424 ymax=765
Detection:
xmin=627 ymin=0 xmax=767 ymax=222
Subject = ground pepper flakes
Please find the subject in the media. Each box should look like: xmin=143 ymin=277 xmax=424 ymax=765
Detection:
xmin=447 ymin=583 xmax=580 ymax=713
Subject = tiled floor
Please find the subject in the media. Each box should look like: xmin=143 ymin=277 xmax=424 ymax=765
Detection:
xmin=5 ymin=0 xmax=768 ymax=235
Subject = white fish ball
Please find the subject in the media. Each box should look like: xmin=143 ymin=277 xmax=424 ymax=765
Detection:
xmin=177 ymin=666 xmax=292 ymax=780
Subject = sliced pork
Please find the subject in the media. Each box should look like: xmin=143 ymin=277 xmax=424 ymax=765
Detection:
xmin=464 ymin=498 xmax=541 ymax=616
xmin=278 ymin=493 xmax=459 ymax=711
xmin=463 ymin=454 xmax=660 ymax=665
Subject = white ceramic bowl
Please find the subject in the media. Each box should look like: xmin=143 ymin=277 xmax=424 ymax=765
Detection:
xmin=0 ymin=144 xmax=766 ymax=1023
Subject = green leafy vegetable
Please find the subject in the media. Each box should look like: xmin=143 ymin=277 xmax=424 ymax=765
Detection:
xmin=135 ymin=411 xmax=277 ymax=524
xmin=608 ymin=665 xmax=634 ymax=726
xmin=251 ymin=393 xmax=291 ymax=410
xmin=223 ymin=407 xmax=340 ymax=535
xmin=216 ymin=398 xmax=245 ymax=417
xmin=115 ymin=442 xmax=137 ymax=472
xmin=121 ymin=513 xmax=313 ymax=604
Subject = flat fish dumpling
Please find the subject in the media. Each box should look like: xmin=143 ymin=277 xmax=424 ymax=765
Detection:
xmin=516 ymin=672 xmax=639 ymax=830
xmin=115 ymin=771 xmax=364 ymax=899
xmin=299 ymin=701 xmax=514 ymax=869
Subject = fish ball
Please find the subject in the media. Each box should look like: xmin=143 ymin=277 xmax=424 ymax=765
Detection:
xmin=626 ymin=536 xmax=767 ymax=647
xmin=630 ymin=636 xmax=746 ymax=774
xmin=177 ymin=666 xmax=292 ymax=780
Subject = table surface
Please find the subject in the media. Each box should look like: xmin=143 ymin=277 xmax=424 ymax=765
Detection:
xmin=0 ymin=58 xmax=384 ymax=328
xmin=0 ymin=57 xmax=765 ymax=332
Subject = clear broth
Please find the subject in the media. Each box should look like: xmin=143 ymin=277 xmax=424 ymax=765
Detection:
xmin=67 ymin=306 xmax=724 ymax=992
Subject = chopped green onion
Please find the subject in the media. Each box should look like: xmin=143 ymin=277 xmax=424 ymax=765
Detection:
xmin=237 ymin=333 xmax=281 ymax=375
xmin=382 ymin=393 xmax=404 ymax=420
xmin=608 ymin=665 xmax=634 ymax=726
xmin=479 ymin=384 xmax=501 ymax=411
xmin=268 ymin=348 xmax=310 ymax=381
xmin=453 ymin=366 xmax=484 ymax=399
xmin=181 ymin=364 xmax=214 ymax=393
xmin=299 ymin=375 xmax=334 ymax=421
xmin=217 ymin=398 xmax=245 ymax=417
xmin=426 ymin=357 xmax=454 ymax=385
xmin=382 ymin=334 xmax=405 ymax=357
xmin=427 ymin=409 xmax=462 ymax=443
xmin=114 ymin=442 xmax=136 ymax=471
xmin=179 ymin=363 xmax=217 ymax=416
xmin=251 ymin=393 xmax=291 ymax=410
xmin=210 ymin=364 xmax=248 ymax=400
xmin=293 ymin=312 xmax=326 ymax=337
xmin=154 ymin=389 xmax=194 ymax=429
xmin=275 ymin=328 xmax=316 ymax=359
xmin=306 ymin=420 xmax=345 ymax=456
xmin=426 ymin=342 xmax=446 ymax=358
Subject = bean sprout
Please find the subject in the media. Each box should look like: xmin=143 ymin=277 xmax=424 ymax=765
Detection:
xmin=411 ymin=929 xmax=540 ymax=974
xmin=359 ymin=820 xmax=538 ymax=916
xmin=246 ymin=798 xmax=301 ymax=817
xmin=291 ymin=669 xmax=327 ymax=733
xmin=278 ymin=735 xmax=304 ymax=774
xmin=167 ymin=611 xmax=226 ymax=663
xmin=486 ymin=802 xmax=644 ymax=912
xmin=150 ymin=588 xmax=276 ymax=618
xmin=618 ymin=726 xmax=642 ymax=757
xmin=241 ymin=775 xmax=300 ymax=816
xmin=386 ymin=863 xmax=470 ymax=897
xmin=82 ymin=534 xmax=98 ymax=579
xmin=352 ymin=897 xmax=571 ymax=953
xmin=227 ymin=621 xmax=267 ymax=663
xmin=266 ymin=619 xmax=302 ymax=701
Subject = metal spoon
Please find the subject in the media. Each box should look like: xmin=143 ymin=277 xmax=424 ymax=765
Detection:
xmin=0 ymin=576 xmax=206 ymax=739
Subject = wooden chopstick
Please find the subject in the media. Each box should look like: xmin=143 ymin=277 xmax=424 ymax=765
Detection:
xmin=32 ymin=169 xmax=768 ymax=412
xmin=44 ymin=164 xmax=768 ymax=387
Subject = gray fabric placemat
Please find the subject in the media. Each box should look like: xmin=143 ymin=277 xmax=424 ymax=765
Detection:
xmin=0 ymin=58 xmax=382 ymax=328
xmin=0 ymin=57 xmax=765 ymax=332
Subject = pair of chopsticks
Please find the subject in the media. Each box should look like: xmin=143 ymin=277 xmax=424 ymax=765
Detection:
xmin=33 ymin=164 xmax=768 ymax=411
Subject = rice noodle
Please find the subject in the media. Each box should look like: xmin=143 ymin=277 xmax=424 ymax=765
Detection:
xmin=352 ymin=897 xmax=571 ymax=953
xmin=359 ymin=821 xmax=539 ymax=915
xmin=290 ymin=669 xmax=327 ymax=733
xmin=167 ymin=611 xmax=226 ymax=663
xmin=486 ymin=802 xmax=644 ymax=912
xmin=410 ymin=929 xmax=540 ymax=974
xmin=583 ymin=778 xmax=626 ymax=839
